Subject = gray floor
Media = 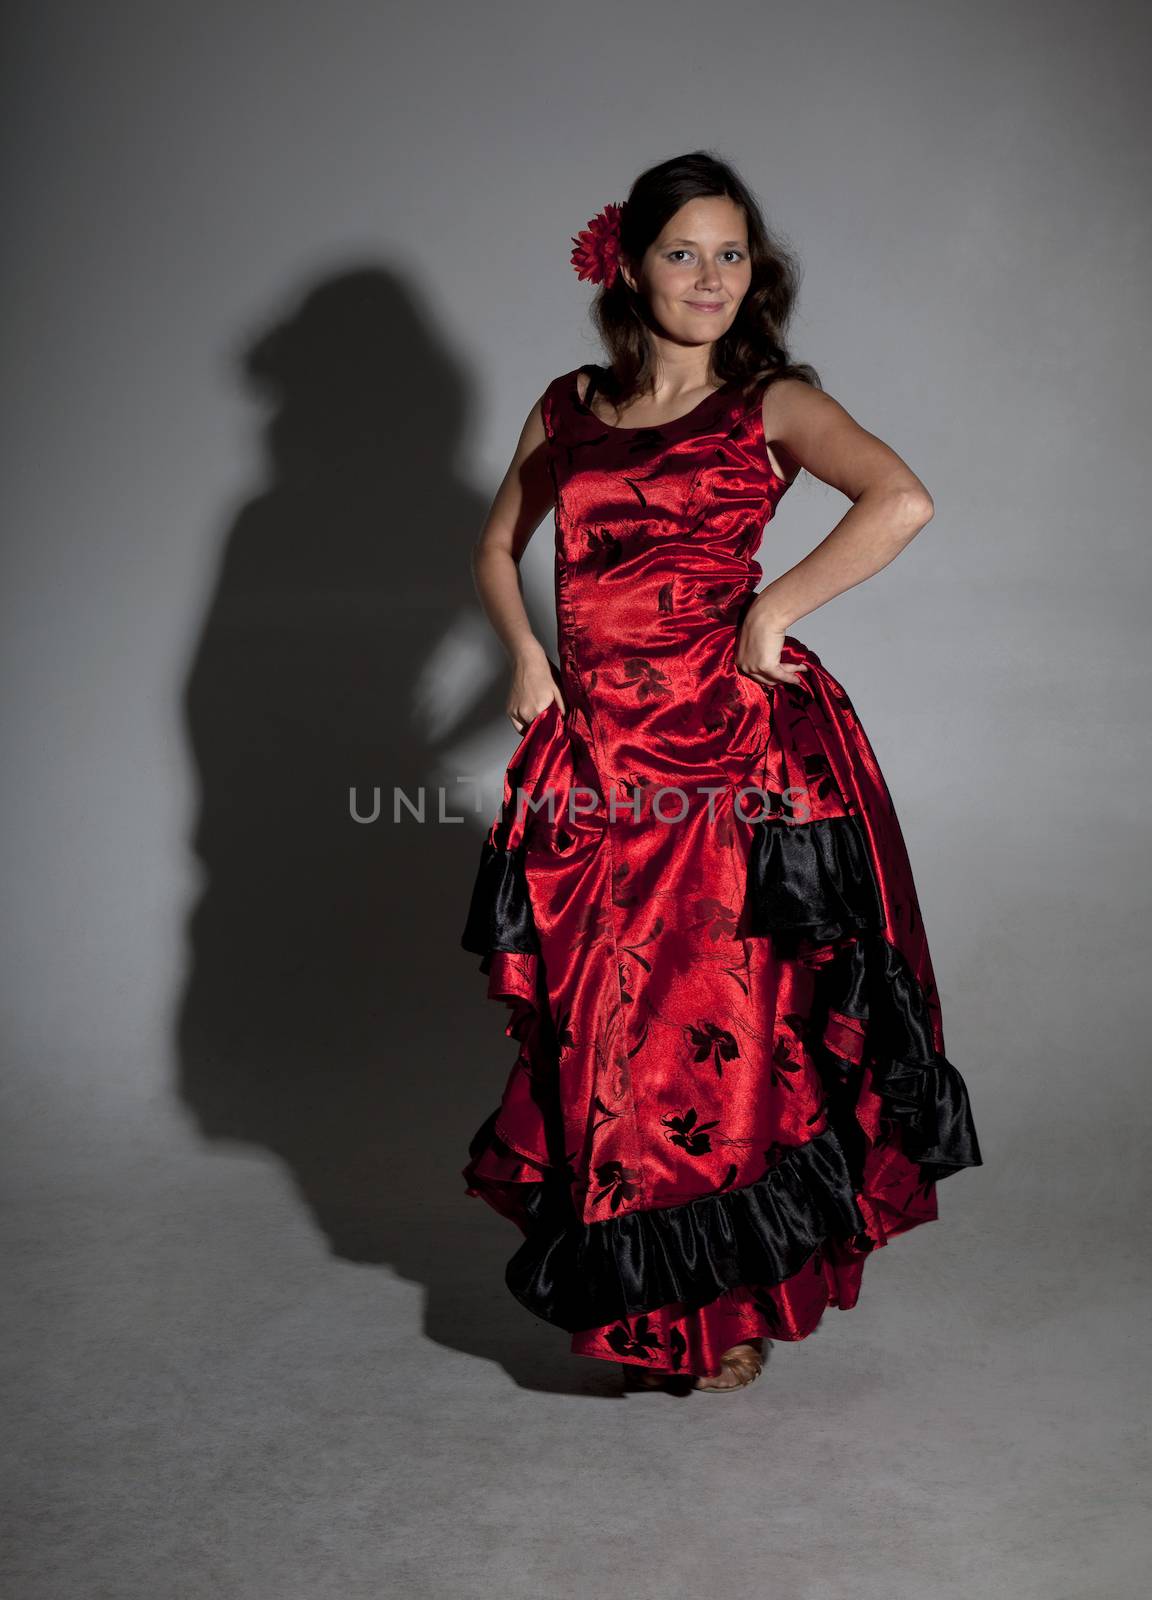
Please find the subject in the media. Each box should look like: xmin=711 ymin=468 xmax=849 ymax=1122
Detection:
xmin=5 ymin=1007 xmax=1149 ymax=1600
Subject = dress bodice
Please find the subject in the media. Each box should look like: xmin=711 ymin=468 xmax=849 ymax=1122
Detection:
xmin=538 ymin=364 xmax=794 ymax=791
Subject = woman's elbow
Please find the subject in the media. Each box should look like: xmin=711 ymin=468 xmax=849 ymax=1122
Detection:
xmin=912 ymin=488 xmax=935 ymax=526
xmin=888 ymin=482 xmax=934 ymax=535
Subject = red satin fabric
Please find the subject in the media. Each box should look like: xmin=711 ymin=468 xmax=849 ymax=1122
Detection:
xmin=463 ymin=368 xmax=947 ymax=1378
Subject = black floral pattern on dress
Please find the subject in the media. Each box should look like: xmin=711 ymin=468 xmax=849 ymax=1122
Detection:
xmin=699 ymin=676 xmax=747 ymax=738
xmin=618 ymin=657 xmax=673 ymax=703
xmin=614 ymin=776 xmax=653 ymax=817
xmin=802 ymin=752 xmax=839 ymax=804
xmin=770 ymin=1035 xmax=805 ymax=1092
xmin=584 ymin=526 xmax=624 ymax=568
xmin=591 ymin=1158 xmax=642 ymax=1212
xmin=619 ymin=922 xmax=662 ymax=973
xmin=697 ymin=582 xmax=748 ymax=622
xmin=661 ymin=1107 xmax=722 ymax=1156
xmin=691 ymin=896 xmax=740 ymax=941
xmin=605 ymin=1313 xmax=663 ymax=1361
xmin=686 ymin=1021 xmax=739 ymax=1077
xmin=590 ymin=1095 xmax=623 ymax=1137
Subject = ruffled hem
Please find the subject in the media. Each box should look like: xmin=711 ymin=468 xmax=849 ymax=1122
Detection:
xmin=460 ymin=839 xmax=539 ymax=956
xmin=743 ymin=812 xmax=885 ymax=942
xmin=742 ymin=813 xmax=982 ymax=1184
xmin=465 ymin=1121 xmax=871 ymax=1334
xmin=813 ymin=931 xmax=982 ymax=1181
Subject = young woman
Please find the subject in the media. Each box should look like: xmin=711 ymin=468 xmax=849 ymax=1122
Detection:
xmin=460 ymin=149 xmax=982 ymax=1393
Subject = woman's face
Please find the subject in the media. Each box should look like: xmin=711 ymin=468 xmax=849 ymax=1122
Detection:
xmin=622 ymin=195 xmax=753 ymax=352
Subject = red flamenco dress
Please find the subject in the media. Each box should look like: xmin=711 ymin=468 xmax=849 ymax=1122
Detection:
xmin=460 ymin=365 xmax=982 ymax=1380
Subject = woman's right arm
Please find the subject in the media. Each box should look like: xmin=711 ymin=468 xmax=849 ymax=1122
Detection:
xmin=470 ymin=395 xmax=566 ymax=732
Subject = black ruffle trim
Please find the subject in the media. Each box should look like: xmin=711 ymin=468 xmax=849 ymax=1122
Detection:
xmin=502 ymin=1123 xmax=868 ymax=1334
xmin=743 ymin=813 xmax=886 ymax=941
xmin=816 ymin=933 xmax=983 ymax=1183
xmin=742 ymin=813 xmax=981 ymax=1185
xmin=460 ymin=840 xmax=539 ymax=956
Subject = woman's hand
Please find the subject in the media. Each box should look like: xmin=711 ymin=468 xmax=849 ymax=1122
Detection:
xmin=507 ymin=642 xmax=567 ymax=733
xmin=734 ymin=601 xmax=810 ymax=689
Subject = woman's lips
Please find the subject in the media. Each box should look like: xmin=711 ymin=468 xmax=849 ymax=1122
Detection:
xmin=685 ymin=301 xmax=725 ymax=313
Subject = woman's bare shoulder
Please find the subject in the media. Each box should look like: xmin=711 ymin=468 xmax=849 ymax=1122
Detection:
xmin=761 ymin=377 xmax=931 ymax=503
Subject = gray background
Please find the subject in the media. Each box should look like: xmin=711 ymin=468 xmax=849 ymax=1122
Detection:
xmin=3 ymin=1 xmax=1149 ymax=1596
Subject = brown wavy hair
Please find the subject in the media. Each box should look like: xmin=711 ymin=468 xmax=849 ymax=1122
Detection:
xmin=586 ymin=148 xmax=821 ymax=410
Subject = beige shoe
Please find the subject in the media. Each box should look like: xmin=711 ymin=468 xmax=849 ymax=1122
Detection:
xmin=693 ymin=1339 xmax=766 ymax=1392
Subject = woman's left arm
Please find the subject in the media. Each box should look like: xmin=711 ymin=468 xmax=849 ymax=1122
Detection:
xmin=737 ymin=379 xmax=935 ymax=686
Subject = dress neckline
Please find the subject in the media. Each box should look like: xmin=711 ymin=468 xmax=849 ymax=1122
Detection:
xmin=570 ymin=365 xmax=740 ymax=435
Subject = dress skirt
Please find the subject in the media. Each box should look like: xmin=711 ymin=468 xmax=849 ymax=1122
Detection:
xmin=460 ymin=635 xmax=982 ymax=1380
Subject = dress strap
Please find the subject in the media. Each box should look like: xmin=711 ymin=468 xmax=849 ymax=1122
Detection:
xmin=542 ymin=367 xmax=587 ymax=444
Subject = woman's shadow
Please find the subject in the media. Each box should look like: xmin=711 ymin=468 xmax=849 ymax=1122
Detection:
xmin=176 ymin=269 xmax=597 ymax=1392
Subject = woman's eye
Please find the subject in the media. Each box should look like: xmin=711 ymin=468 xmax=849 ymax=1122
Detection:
xmin=667 ymin=250 xmax=746 ymax=263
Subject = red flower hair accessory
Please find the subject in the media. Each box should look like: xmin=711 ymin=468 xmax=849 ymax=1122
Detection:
xmin=570 ymin=202 xmax=624 ymax=288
